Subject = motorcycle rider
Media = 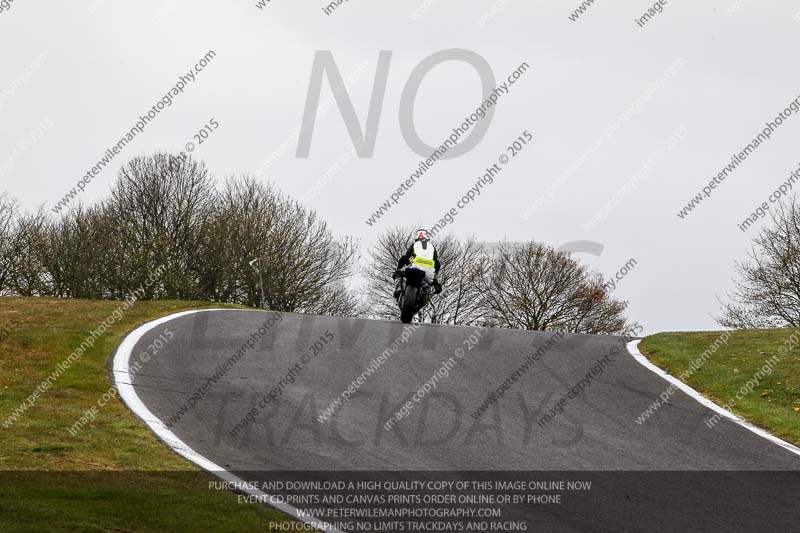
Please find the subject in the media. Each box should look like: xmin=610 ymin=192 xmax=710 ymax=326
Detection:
xmin=393 ymin=229 xmax=442 ymax=301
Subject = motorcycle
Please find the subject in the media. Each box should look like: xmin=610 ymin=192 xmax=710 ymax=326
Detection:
xmin=394 ymin=265 xmax=435 ymax=323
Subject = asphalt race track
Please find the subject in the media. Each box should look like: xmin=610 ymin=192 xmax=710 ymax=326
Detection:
xmin=116 ymin=310 xmax=800 ymax=532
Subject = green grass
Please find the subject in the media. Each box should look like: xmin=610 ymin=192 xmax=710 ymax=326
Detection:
xmin=0 ymin=297 xmax=301 ymax=532
xmin=640 ymin=329 xmax=800 ymax=447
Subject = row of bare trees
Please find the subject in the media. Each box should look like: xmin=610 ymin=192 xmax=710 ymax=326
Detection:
xmin=0 ymin=153 xmax=357 ymax=315
xmin=363 ymin=226 xmax=631 ymax=334
xmin=0 ymin=152 xmax=639 ymax=332
xmin=362 ymin=195 xmax=800 ymax=332
xmin=7 ymin=150 xmax=798 ymax=331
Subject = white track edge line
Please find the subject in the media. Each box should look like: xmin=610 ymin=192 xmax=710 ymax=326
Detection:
xmin=112 ymin=309 xmax=344 ymax=533
xmin=626 ymin=339 xmax=800 ymax=458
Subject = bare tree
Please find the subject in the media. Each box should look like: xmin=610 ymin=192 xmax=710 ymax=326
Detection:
xmin=475 ymin=241 xmax=630 ymax=334
xmin=1 ymin=198 xmax=58 ymax=297
xmin=717 ymin=195 xmax=800 ymax=329
xmin=103 ymin=153 xmax=215 ymax=300
xmin=198 ymin=176 xmax=360 ymax=315
xmin=7 ymin=209 xmax=49 ymax=297
xmin=195 ymin=176 xmax=283 ymax=305
xmin=428 ymin=236 xmax=487 ymax=325
xmin=363 ymin=226 xmax=486 ymax=325
xmin=363 ymin=226 xmax=414 ymax=320
xmin=36 ymin=205 xmax=110 ymax=299
xmin=0 ymin=195 xmax=18 ymax=294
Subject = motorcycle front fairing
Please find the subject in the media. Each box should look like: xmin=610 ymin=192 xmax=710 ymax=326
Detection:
xmin=403 ymin=266 xmax=427 ymax=287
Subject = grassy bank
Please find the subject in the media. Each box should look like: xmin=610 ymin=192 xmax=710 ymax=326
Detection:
xmin=640 ymin=329 xmax=800 ymax=447
xmin=0 ymin=297 xmax=298 ymax=531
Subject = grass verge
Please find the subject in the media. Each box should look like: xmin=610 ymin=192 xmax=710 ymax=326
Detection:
xmin=0 ymin=297 xmax=299 ymax=532
xmin=640 ymin=329 xmax=800 ymax=447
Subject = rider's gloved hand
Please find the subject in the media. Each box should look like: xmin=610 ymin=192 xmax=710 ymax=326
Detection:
xmin=392 ymin=270 xmax=401 ymax=280
xmin=433 ymin=280 xmax=442 ymax=294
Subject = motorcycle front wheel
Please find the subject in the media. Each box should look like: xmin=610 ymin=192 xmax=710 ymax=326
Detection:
xmin=400 ymin=285 xmax=418 ymax=323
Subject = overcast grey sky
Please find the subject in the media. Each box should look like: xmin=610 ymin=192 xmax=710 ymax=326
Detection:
xmin=2 ymin=1 xmax=800 ymax=334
